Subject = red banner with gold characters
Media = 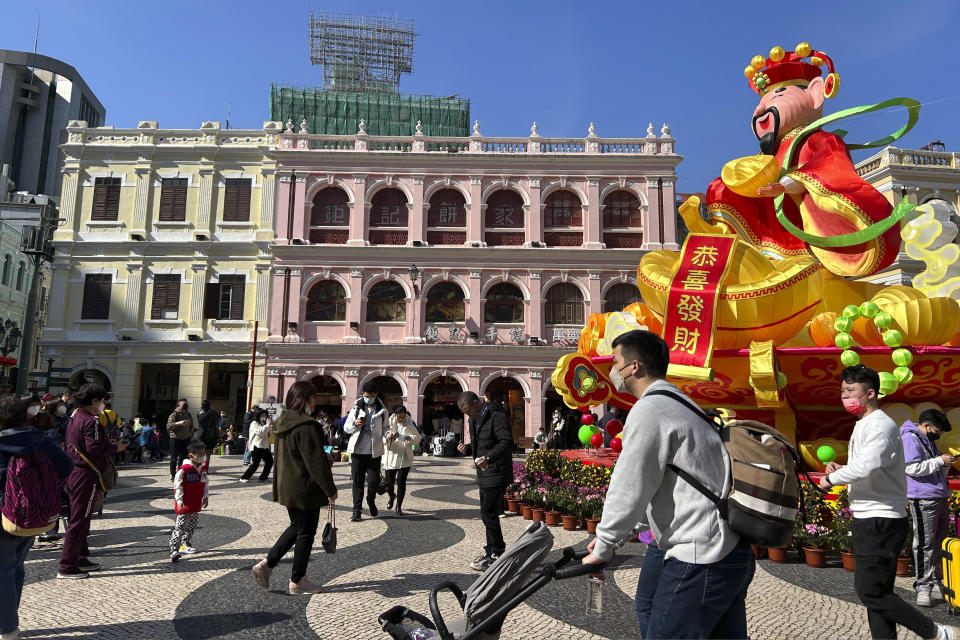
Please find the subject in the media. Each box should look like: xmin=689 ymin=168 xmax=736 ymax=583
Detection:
xmin=663 ymin=234 xmax=737 ymax=377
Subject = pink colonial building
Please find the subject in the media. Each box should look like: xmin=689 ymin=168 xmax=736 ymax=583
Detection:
xmin=264 ymin=120 xmax=681 ymax=443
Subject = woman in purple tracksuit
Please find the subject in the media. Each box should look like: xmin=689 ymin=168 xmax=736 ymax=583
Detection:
xmin=900 ymin=409 xmax=957 ymax=607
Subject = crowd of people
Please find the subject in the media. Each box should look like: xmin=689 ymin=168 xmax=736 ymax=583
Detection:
xmin=7 ymin=328 xmax=960 ymax=638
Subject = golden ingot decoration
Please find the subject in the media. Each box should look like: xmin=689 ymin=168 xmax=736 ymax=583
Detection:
xmin=769 ymin=46 xmax=785 ymax=62
xmin=795 ymin=41 xmax=812 ymax=58
xmin=751 ymin=54 xmax=766 ymax=69
xmin=721 ymin=155 xmax=781 ymax=198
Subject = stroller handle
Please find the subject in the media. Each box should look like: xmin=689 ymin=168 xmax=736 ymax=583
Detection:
xmin=554 ymin=546 xmax=605 ymax=579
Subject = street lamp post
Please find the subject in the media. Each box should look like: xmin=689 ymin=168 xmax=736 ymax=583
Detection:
xmin=408 ymin=263 xmax=421 ymax=342
xmin=0 ymin=319 xmax=22 ymax=391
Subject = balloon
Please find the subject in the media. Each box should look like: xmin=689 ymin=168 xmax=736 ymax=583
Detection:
xmin=842 ymin=304 xmax=861 ymax=320
xmin=860 ymin=301 xmax=880 ymax=318
xmin=605 ymin=419 xmax=623 ymax=437
xmin=590 ymin=432 xmax=603 ymax=449
xmin=610 ymin=437 xmax=623 ymax=453
xmin=776 ymin=372 xmax=788 ymax=388
xmin=581 ymin=413 xmax=594 ymax=426
xmin=833 ymin=316 xmax=853 ymax=333
xmin=892 ymin=348 xmax=913 ymax=367
xmin=893 ymin=366 xmax=913 ymax=384
xmin=816 ymin=445 xmax=836 ymax=463
xmin=834 ymin=333 xmax=853 ymax=349
xmin=581 ymin=376 xmax=597 ymax=393
xmin=840 ymin=349 xmax=860 ymax=367
xmin=878 ymin=372 xmax=899 ymax=396
xmin=883 ymin=329 xmax=903 ymax=348
xmin=874 ymin=311 xmax=893 ymax=329
xmin=578 ymin=425 xmax=594 ymax=446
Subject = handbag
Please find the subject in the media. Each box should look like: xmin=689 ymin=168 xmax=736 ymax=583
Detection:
xmin=321 ymin=504 xmax=337 ymax=554
xmin=72 ymin=445 xmax=118 ymax=493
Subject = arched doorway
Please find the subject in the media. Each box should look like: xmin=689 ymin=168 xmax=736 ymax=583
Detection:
xmin=310 ymin=375 xmax=343 ymax=421
xmin=485 ymin=376 xmax=525 ymax=442
xmin=369 ymin=375 xmax=404 ymax=413
xmin=69 ymin=367 xmax=113 ymax=392
xmin=421 ymin=375 xmax=465 ymax=441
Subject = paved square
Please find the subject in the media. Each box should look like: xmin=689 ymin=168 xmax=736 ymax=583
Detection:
xmin=14 ymin=456 xmax=946 ymax=639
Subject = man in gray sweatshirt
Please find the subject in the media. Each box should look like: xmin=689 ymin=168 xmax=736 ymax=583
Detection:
xmin=582 ymin=329 xmax=753 ymax=639
xmin=821 ymin=365 xmax=958 ymax=640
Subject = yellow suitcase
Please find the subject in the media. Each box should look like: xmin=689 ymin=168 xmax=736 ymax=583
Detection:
xmin=941 ymin=537 xmax=960 ymax=612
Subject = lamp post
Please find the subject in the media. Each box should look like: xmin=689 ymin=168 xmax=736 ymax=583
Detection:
xmin=408 ymin=263 xmax=421 ymax=343
xmin=0 ymin=319 xmax=22 ymax=391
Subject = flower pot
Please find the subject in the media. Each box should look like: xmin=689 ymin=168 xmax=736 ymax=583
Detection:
xmin=521 ymin=505 xmax=533 ymax=520
xmin=506 ymin=499 xmax=519 ymax=513
xmin=750 ymin=544 xmax=766 ymax=560
xmin=532 ymin=508 xmax=546 ymax=522
xmin=766 ymin=546 xmax=789 ymax=564
xmin=841 ymin=551 xmax=856 ymax=572
xmin=897 ymin=556 xmax=912 ymax=577
xmin=544 ymin=510 xmax=562 ymax=526
xmin=585 ymin=517 xmax=601 ymax=534
xmin=803 ymin=547 xmax=827 ymax=568
xmin=561 ymin=514 xmax=578 ymax=531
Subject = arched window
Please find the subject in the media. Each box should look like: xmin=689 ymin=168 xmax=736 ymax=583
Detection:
xmin=544 ymin=190 xmax=583 ymax=227
xmin=425 ymin=282 xmax=466 ymax=323
xmin=603 ymin=283 xmax=642 ymax=313
xmin=603 ymin=190 xmax=642 ymax=228
xmin=366 ymin=280 xmax=406 ymax=322
xmin=427 ymin=188 xmax=467 ymax=245
xmin=1 ymin=255 xmax=10 ymax=286
xmin=484 ymin=282 xmax=524 ymax=324
xmin=310 ymin=187 xmax=350 ymax=244
xmin=545 ymin=283 xmax=585 ymax=325
xmin=484 ymin=189 xmax=524 ymax=247
xmin=306 ymin=280 xmax=347 ymax=322
xmin=15 ymin=262 xmax=24 ymax=291
xmin=369 ymin=188 xmax=409 ymax=245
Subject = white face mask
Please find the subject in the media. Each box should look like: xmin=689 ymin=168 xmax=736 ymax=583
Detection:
xmin=192 ymin=455 xmax=206 ymax=465
xmin=57 ymin=405 xmax=67 ymax=416
xmin=363 ymin=396 xmax=376 ymax=405
xmin=97 ymin=403 xmax=106 ymax=415
xmin=27 ymin=405 xmax=40 ymax=418
xmin=609 ymin=363 xmax=631 ymax=393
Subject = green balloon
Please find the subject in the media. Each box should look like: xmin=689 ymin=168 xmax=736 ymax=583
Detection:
xmin=776 ymin=371 xmax=788 ymax=388
xmin=835 ymin=332 xmax=853 ymax=349
xmin=883 ymin=329 xmax=904 ymax=348
xmin=816 ymin=445 xmax=836 ymax=463
xmin=860 ymin=301 xmax=880 ymax=318
xmin=840 ymin=349 xmax=860 ymax=366
xmin=892 ymin=348 xmax=913 ymax=367
xmin=874 ymin=311 xmax=893 ymax=329
xmin=747 ymin=375 xmax=755 ymax=388
xmin=578 ymin=425 xmax=594 ymax=446
xmin=833 ymin=316 xmax=853 ymax=333
xmin=878 ymin=371 xmax=899 ymax=395
xmin=842 ymin=304 xmax=861 ymax=319
xmin=893 ymin=366 xmax=913 ymax=384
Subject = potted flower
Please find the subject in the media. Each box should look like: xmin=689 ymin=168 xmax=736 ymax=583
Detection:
xmin=798 ymin=523 xmax=831 ymax=567
xmin=833 ymin=488 xmax=855 ymax=571
xmin=543 ymin=485 xmax=563 ymax=526
xmin=556 ymin=488 xmax=579 ymax=530
xmin=531 ymin=485 xmax=548 ymax=522
xmin=582 ymin=491 xmax=605 ymax=534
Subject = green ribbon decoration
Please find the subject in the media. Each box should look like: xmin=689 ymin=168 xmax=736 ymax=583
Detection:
xmin=773 ymin=97 xmax=921 ymax=248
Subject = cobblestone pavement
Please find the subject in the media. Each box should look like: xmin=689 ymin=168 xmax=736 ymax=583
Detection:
xmin=13 ymin=456 xmax=951 ymax=639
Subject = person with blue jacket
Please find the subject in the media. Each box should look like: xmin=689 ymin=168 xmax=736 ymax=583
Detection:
xmin=901 ymin=409 xmax=957 ymax=607
xmin=0 ymin=396 xmax=73 ymax=640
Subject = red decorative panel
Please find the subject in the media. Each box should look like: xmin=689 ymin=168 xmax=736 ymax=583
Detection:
xmin=427 ymin=230 xmax=466 ymax=245
xmin=604 ymin=233 xmax=644 ymax=248
xmin=309 ymin=229 xmax=349 ymax=244
xmin=369 ymin=230 xmax=408 ymax=245
xmin=485 ymin=231 xmax=524 ymax=247
xmin=544 ymin=232 xmax=583 ymax=247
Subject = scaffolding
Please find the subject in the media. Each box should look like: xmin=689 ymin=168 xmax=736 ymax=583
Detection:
xmin=309 ymin=12 xmax=416 ymax=94
xmin=270 ymin=84 xmax=470 ymax=137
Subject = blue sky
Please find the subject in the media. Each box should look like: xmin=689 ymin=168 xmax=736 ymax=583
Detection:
xmin=4 ymin=0 xmax=959 ymax=192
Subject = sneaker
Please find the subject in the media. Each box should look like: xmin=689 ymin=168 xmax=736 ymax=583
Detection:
xmin=252 ymin=560 xmax=271 ymax=589
xmin=289 ymin=577 xmax=323 ymax=594
xmin=479 ymin=552 xmax=501 ymax=572
xmin=936 ymin=624 xmax=960 ymax=640
xmin=918 ymin=590 xmax=933 ymax=607
xmin=933 ymin=584 xmax=944 ymax=601
xmin=170 ymin=551 xmax=182 ymax=563
xmin=56 ymin=568 xmax=89 ymax=579
xmin=470 ymin=553 xmax=489 ymax=571
xmin=239 ymin=478 xmax=249 ymax=483
xmin=350 ymin=513 xmax=362 ymax=522
xmin=180 ymin=546 xmax=197 ymax=554
xmin=37 ymin=533 xmax=63 ymax=542
xmin=77 ymin=560 xmax=101 ymax=572
xmin=368 ymin=502 xmax=378 ymax=517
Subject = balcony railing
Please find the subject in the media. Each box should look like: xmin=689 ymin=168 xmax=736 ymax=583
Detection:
xmin=856 ymin=146 xmax=960 ymax=177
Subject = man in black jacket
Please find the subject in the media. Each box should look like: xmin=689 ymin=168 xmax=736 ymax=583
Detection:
xmin=457 ymin=391 xmax=513 ymax=571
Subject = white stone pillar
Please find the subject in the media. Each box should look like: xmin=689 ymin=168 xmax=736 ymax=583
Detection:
xmin=132 ymin=167 xmax=152 ymax=233
xmin=122 ymin=263 xmax=143 ymax=331
xmin=260 ymin=168 xmax=276 ymax=229
xmin=197 ymin=168 xmax=216 ymax=228
xmin=47 ymin=265 xmax=69 ymax=326
xmin=255 ymin=263 xmax=271 ymax=325
xmin=190 ymin=263 xmax=208 ymax=325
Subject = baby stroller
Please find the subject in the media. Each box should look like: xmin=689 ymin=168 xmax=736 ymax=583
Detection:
xmin=378 ymin=521 xmax=605 ymax=640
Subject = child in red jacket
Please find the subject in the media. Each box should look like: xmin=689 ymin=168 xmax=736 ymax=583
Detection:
xmin=170 ymin=441 xmax=208 ymax=562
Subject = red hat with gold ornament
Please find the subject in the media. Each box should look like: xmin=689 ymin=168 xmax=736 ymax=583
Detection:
xmin=744 ymin=42 xmax=840 ymax=99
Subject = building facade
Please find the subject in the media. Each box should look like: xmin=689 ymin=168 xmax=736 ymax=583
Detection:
xmin=41 ymin=120 xmax=280 ymax=425
xmin=265 ymin=121 xmax=681 ymax=439
xmin=0 ymin=50 xmax=105 ymax=196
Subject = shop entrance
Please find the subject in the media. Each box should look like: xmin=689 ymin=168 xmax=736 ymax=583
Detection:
xmin=205 ymin=363 xmax=248 ymax=430
xmin=137 ymin=363 xmax=179 ymax=423
xmin=310 ymin=375 xmax=344 ymax=422
xmin=421 ymin=375 xmax=465 ymax=440
xmin=485 ymin=376 xmax=526 ymax=442
xmin=369 ymin=375 xmax=404 ymax=413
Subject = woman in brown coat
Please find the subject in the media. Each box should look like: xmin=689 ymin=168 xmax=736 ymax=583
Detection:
xmin=252 ymin=382 xmax=337 ymax=594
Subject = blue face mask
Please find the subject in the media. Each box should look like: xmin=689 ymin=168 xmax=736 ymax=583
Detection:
xmin=363 ymin=396 xmax=376 ymax=405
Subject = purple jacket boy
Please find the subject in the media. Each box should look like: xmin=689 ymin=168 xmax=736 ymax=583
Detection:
xmin=900 ymin=420 xmax=950 ymax=500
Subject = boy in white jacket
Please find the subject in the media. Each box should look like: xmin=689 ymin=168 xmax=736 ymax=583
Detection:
xmin=821 ymin=365 xmax=958 ymax=640
xmin=343 ymin=382 xmax=388 ymax=522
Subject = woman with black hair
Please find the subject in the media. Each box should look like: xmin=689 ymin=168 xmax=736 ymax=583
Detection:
xmin=239 ymin=409 xmax=273 ymax=483
xmin=381 ymin=405 xmax=421 ymax=517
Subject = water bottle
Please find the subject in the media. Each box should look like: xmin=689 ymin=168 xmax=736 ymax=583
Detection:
xmin=408 ymin=628 xmax=439 ymax=640
xmin=585 ymin=572 xmax=605 ymax=616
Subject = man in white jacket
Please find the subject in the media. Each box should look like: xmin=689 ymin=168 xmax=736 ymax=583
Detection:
xmin=581 ymin=329 xmax=753 ymax=639
xmin=343 ymin=382 xmax=387 ymax=522
xmin=821 ymin=365 xmax=958 ymax=640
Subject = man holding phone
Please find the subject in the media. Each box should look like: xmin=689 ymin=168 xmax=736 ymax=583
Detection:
xmin=344 ymin=382 xmax=387 ymax=522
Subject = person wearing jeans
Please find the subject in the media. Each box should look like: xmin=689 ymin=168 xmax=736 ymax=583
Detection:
xmin=167 ymin=399 xmax=194 ymax=480
xmin=252 ymin=382 xmax=336 ymax=595
xmin=581 ymin=330 xmax=752 ymax=637
xmin=240 ymin=410 xmax=273 ymax=482
xmin=900 ymin=410 xmax=956 ymax=607
xmin=822 ymin=365 xmax=958 ymax=640
xmin=344 ymin=382 xmax=387 ymax=522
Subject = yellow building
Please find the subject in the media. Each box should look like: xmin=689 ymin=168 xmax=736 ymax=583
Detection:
xmin=40 ymin=120 xmax=279 ymax=425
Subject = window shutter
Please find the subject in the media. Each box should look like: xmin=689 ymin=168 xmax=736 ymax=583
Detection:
xmin=223 ymin=178 xmax=250 ymax=222
xmin=173 ymin=180 xmax=187 ymax=220
xmin=105 ymin=180 xmax=120 ymax=220
xmin=203 ymin=282 xmax=218 ymax=319
xmin=81 ymin=274 xmax=112 ymax=320
xmin=92 ymin=183 xmax=108 ymax=219
xmin=150 ymin=275 xmax=181 ymax=319
xmin=236 ymin=181 xmax=251 ymax=222
xmin=220 ymin=275 xmax=245 ymax=320
xmin=159 ymin=179 xmax=187 ymax=221
xmin=150 ymin=281 xmax=167 ymax=319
